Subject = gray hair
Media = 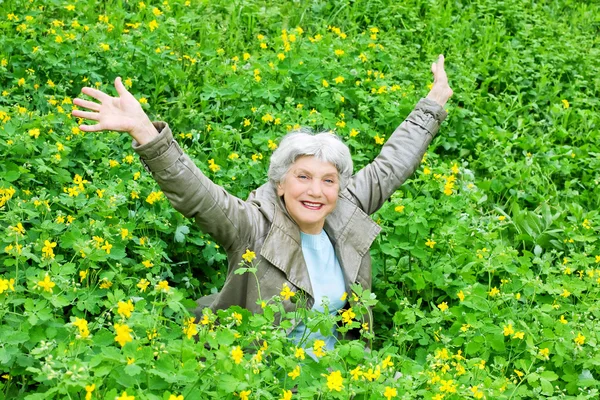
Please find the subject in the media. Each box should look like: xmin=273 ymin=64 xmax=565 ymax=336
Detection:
xmin=268 ymin=128 xmax=353 ymax=190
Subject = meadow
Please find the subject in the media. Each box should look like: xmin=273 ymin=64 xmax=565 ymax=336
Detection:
xmin=0 ymin=0 xmax=599 ymax=398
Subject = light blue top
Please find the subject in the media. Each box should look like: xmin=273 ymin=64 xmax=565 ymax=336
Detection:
xmin=288 ymin=230 xmax=346 ymax=359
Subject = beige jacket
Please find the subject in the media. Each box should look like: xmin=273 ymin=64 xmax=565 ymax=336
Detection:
xmin=133 ymin=98 xmax=447 ymax=321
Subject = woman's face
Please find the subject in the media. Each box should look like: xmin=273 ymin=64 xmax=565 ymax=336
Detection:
xmin=277 ymin=156 xmax=340 ymax=234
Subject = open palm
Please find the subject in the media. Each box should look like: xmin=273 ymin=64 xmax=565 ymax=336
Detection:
xmin=72 ymin=77 xmax=157 ymax=144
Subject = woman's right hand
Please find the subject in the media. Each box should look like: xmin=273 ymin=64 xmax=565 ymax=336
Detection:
xmin=72 ymin=77 xmax=158 ymax=145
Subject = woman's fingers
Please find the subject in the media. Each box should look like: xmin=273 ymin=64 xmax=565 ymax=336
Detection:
xmin=71 ymin=109 xmax=100 ymax=121
xmin=73 ymin=98 xmax=101 ymax=111
xmin=114 ymin=77 xmax=129 ymax=97
xmin=80 ymin=87 xmax=111 ymax=102
xmin=78 ymin=123 xmax=105 ymax=132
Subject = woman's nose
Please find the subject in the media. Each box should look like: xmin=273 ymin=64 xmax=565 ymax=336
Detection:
xmin=307 ymin=180 xmax=323 ymax=196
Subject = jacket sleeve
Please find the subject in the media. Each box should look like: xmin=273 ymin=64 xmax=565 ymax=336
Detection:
xmin=132 ymin=122 xmax=255 ymax=250
xmin=345 ymin=98 xmax=447 ymax=215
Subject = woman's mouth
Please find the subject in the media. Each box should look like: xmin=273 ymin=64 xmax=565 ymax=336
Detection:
xmin=301 ymin=201 xmax=323 ymax=210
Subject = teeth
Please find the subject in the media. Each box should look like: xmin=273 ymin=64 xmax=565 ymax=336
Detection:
xmin=303 ymin=202 xmax=321 ymax=207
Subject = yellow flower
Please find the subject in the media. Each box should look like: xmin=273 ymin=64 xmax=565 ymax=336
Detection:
xmin=268 ymin=140 xmax=278 ymax=150
xmin=313 ymin=339 xmax=326 ymax=358
xmin=102 ymin=240 xmax=112 ymax=254
xmin=146 ymin=191 xmax=163 ymax=204
xmin=117 ymin=300 xmax=134 ymax=318
xmin=114 ymin=323 xmax=133 ymax=347
xmin=152 ymin=7 xmax=162 ymax=16
xmin=116 ymin=391 xmax=135 ymax=400
xmin=559 ymin=315 xmax=568 ymax=324
xmin=381 ymin=355 xmax=394 ymax=369
xmin=561 ymin=99 xmax=569 ymax=109
xmin=279 ymin=389 xmax=292 ymax=400
xmin=99 ymin=279 xmax=112 ymax=289
xmin=99 ymin=43 xmax=110 ymax=51
xmin=439 ymin=379 xmax=457 ymax=393
xmin=383 ymin=387 xmax=397 ymax=400
xmin=168 ymin=395 xmax=184 ymax=400
xmin=437 ymin=302 xmax=448 ymax=312
xmin=457 ymin=290 xmax=465 ymax=301
xmin=513 ymin=331 xmax=525 ymax=340
xmin=207 ymin=159 xmax=220 ymax=172
xmin=156 ymin=280 xmax=170 ymax=292
xmin=261 ymin=113 xmax=274 ymax=123
xmin=561 ymin=289 xmax=571 ymax=298
xmin=488 ymin=287 xmax=500 ymax=297
xmin=42 ymin=240 xmax=57 ymax=259
xmin=28 ymin=128 xmax=40 ymax=138
xmin=280 ymin=283 xmax=295 ymax=301
xmin=574 ymin=332 xmax=585 ymax=346
xmin=231 ymin=345 xmax=243 ymax=364
xmin=503 ymin=324 xmax=514 ymax=336
xmin=514 ymin=369 xmax=524 ymax=378
xmin=294 ymin=347 xmax=305 ymax=360
xmin=334 ymin=76 xmax=345 ymax=84
xmin=425 ymin=238 xmax=436 ymax=248
xmin=350 ymin=365 xmax=362 ymax=380
xmin=137 ymin=279 xmax=150 ymax=292
xmin=324 ymin=370 xmax=344 ymax=392
xmin=120 ymin=228 xmax=129 ymax=240
xmin=183 ymin=317 xmax=198 ymax=339
xmin=277 ymin=53 xmax=285 ymax=61
xmin=239 ymin=390 xmax=250 ymax=400
xmin=242 ymin=249 xmax=256 ymax=263
xmin=341 ymin=308 xmax=356 ymax=325
xmin=539 ymin=348 xmax=550 ymax=359
xmin=149 ymin=20 xmax=159 ymax=31
xmin=38 ymin=274 xmax=56 ymax=293
xmin=85 ymin=384 xmax=95 ymax=400
xmin=79 ymin=270 xmax=88 ymax=282
xmin=142 ymin=260 xmax=153 ymax=268
xmin=322 ymin=79 xmax=329 ymax=88
xmin=374 ymin=134 xmax=384 ymax=145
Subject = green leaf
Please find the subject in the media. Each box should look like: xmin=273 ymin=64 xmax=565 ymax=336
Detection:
xmin=124 ymin=364 xmax=142 ymax=376
xmin=540 ymin=378 xmax=554 ymax=395
xmin=174 ymin=225 xmax=190 ymax=243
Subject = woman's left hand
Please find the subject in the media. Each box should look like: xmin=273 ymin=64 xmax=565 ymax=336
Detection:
xmin=426 ymin=54 xmax=453 ymax=107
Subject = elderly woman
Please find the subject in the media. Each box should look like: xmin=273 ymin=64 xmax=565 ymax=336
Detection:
xmin=73 ymin=55 xmax=452 ymax=349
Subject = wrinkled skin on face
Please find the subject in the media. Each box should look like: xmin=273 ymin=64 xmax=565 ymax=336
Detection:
xmin=277 ymin=156 xmax=340 ymax=234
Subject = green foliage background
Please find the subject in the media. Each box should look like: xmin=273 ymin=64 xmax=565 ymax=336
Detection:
xmin=0 ymin=0 xmax=599 ymax=398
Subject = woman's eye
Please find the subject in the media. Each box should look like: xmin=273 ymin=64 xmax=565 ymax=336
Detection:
xmin=298 ymin=175 xmax=308 ymax=180
xmin=325 ymin=179 xmax=335 ymax=184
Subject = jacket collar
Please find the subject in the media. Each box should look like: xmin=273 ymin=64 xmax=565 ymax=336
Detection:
xmin=255 ymin=183 xmax=381 ymax=297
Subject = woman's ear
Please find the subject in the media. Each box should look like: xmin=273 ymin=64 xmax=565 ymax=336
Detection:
xmin=276 ymin=182 xmax=284 ymax=196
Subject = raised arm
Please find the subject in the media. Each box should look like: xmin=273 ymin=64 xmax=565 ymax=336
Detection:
xmin=72 ymin=79 xmax=257 ymax=250
xmin=345 ymin=55 xmax=453 ymax=214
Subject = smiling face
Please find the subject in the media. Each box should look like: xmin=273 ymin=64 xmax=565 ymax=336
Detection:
xmin=277 ymin=156 xmax=340 ymax=234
